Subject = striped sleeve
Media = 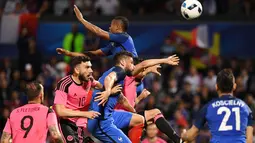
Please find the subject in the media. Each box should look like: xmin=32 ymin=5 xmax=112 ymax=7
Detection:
xmin=54 ymin=76 xmax=72 ymax=105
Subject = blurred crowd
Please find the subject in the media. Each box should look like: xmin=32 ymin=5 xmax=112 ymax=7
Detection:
xmin=0 ymin=0 xmax=255 ymax=17
xmin=1 ymin=22 xmax=255 ymax=142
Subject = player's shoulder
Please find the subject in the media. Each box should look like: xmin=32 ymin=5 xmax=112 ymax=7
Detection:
xmin=55 ymin=75 xmax=73 ymax=92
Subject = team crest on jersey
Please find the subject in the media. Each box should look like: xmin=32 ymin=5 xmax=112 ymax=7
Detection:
xmin=67 ymin=135 xmax=74 ymax=141
xmin=118 ymin=137 xmax=123 ymax=142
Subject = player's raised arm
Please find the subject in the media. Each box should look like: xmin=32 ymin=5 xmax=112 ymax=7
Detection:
xmin=132 ymin=55 xmax=179 ymax=76
xmin=74 ymin=5 xmax=110 ymax=40
xmin=56 ymin=48 xmax=105 ymax=58
xmin=1 ymin=118 xmax=12 ymax=143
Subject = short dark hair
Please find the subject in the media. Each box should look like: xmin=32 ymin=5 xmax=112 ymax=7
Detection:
xmin=113 ymin=16 xmax=129 ymax=31
xmin=216 ymin=69 xmax=235 ymax=93
xmin=114 ymin=51 xmax=133 ymax=64
xmin=25 ymin=82 xmax=43 ymax=101
xmin=70 ymin=56 xmax=91 ymax=72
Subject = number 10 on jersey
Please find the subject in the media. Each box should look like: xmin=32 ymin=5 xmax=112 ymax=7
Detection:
xmin=217 ymin=107 xmax=240 ymax=131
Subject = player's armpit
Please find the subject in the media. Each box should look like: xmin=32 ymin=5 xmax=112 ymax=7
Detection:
xmin=0 ymin=132 xmax=11 ymax=143
xmin=246 ymin=126 xmax=253 ymax=143
xmin=48 ymin=125 xmax=64 ymax=143
xmin=181 ymin=125 xmax=199 ymax=142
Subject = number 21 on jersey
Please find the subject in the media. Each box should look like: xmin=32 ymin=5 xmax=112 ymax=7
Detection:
xmin=217 ymin=107 xmax=240 ymax=131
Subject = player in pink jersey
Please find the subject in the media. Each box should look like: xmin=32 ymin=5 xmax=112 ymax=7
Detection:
xmin=114 ymin=63 xmax=183 ymax=143
xmin=1 ymin=82 xmax=63 ymax=143
xmin=142 ymin=124 xmax=167 ymax=143
xmin=53 ymin=56 xmax=121 ymax=143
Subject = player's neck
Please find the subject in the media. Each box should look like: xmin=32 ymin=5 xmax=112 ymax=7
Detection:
xmin=218 ymin=92 xmax=233 ymax=97
xmin=115 ymin=64 xmax=124 ymax=69
xmin=28 ymin=100 xmax=40 ymax=104
xmin=148 ymin=136 xmax=158 ymax=142
xmin=71 ymin=75 xmax=82 ymax=85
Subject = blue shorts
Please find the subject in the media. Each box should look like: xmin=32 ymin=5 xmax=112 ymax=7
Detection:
xmin=88 ymin=117 xmax=131 ymax=143
xmin=113 ymin=110 xmax=133 ymax=129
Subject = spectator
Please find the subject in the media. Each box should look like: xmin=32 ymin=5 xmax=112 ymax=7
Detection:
xmin=142 ymin=124 xmax=167 ymax=143
xmin=9 ymin=70 xmax=21 ymax=91
xmin=75 ymin=0 xmax=93 ymax=16
xmin=94 ymin=0 xmax=119 ymax=16
xmin=203 ymin=69 xmax=217 ymax=91
xmin=17 ymin=27 xmax=31 ymax=73
xmin=23 ymin=38 xmax=42 ymax=76
xmin=62 ymin=24 xmax=85 ymax=63
xmin=184 ymin=66 xmax=201 ymax=93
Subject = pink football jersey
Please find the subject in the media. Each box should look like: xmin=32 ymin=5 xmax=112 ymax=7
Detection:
xmin=54 ymin=75 xmax=96 ymax=124
xmin=142 ymin=137 xmax=167 ymax=143
xmin=3 ymin=104 xmax=58 ymax=143
xmin=115 ymin=76 xmax=137 ymax=110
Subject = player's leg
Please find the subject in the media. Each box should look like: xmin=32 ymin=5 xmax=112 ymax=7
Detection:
xmin=59 ymin=119 xmax=81 ymax=143
xmin=144 ymin=108 xmax=182 ymax=143
xmin=113 ymin=110 xmax=144 ymax=143
xmin=92 ymin=119 xmax=132 ymax=143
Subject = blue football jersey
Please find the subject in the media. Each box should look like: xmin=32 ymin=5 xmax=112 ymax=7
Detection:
xmin=89 ymin=66 xmax=126 ymax=119
xmin=194 ymin=95 xmax=253 ymax=143
xmin=100 ymin=32 xmax=138 ymax=57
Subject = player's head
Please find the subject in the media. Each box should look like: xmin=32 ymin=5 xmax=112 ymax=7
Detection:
xmin=109 ymin=16 xmax=129 ymax=33
xmin=71 ymin=56 xmax=93 ymax=82
xmin=216 ymin=69 xmax=236 ymax=95
xmin=25 ymin=82 xmax=44 ymax=104
xmin=146 ymin=124 xmax=159 ymax=138
xmin=114 ymin=51 xmax=134 ymax=76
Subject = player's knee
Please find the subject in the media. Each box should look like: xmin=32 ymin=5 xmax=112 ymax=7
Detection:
xmin=130 ymin=114 xmax=145 ymax=127
xmin=150 ymin=108 xmax=162 ymax=117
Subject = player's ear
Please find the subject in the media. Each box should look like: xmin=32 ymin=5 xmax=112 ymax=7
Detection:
xmin=215 ymin=84 xmax=218 ymax=91
xmin=74 ymin=66 xmax=79 ymax=74
xmin=119 ymin=59 xmax=125 ymax=66
xmin=233 ymin=83 xmax=237 ymax=91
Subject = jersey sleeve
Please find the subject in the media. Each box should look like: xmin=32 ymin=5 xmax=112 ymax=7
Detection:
xmin=47 ymin=108 xmax=58 ymax=127
xmin=247 ymin=106 xmax=254 ymax=126
xmin=91 ymin=80 xmax=99 ymax=88
xmin=54 ymin=90 xmax=67 ymax=105
xmin=112 ymin=67 xmax=126 ymax=82
xmin=194 ymin=104 xmax=208 ymax=129
xmin=109 ymin=33 xmax=129 ymax=43
xmin=3 ymin=118 xmax=11 ymax=134
xmin=100 ymin=44 xmax=112 ymax=56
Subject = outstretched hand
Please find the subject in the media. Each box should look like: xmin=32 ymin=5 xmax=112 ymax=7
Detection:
xmin=148 ymin=65 xmax=161 ymax=76
xmin=165 ymin=54 xmax=180 ymax=65
xmin=56 ymin=48 xmax=69 ymax=55
xmin=74 ymin=5 xmax=84 ymax=21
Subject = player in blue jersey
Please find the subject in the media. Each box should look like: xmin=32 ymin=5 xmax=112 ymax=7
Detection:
xmin=181 ymin=69 xmax=254 ymax=143
xmin=88 ymin=51 xmax=180 ymax=143
xmin=57 ymin=5 xmax=138 ymax=58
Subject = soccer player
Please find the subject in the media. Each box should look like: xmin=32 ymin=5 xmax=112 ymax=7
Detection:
xmin=88 ymin=52 xmax=179 ymax=143
xmin=53 ymin=56 xmax=120 ymax=142
xmin=1 ymin=82 xmax=63 ymax=143
xmin=181 ymin=69 xmax=254 ymax=143
xmin=56 ymin=5 xmax=137 ymax=58
xmin=115 ymin=64 xmax=183 ymax=143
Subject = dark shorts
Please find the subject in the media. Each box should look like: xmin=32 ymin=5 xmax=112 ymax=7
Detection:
xmin=59 ymin=119 xmax=94 ymax=143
